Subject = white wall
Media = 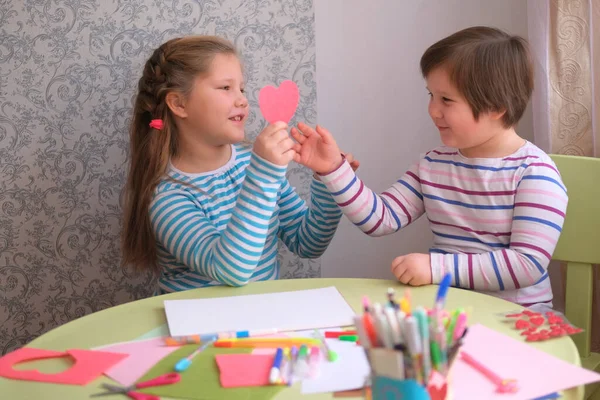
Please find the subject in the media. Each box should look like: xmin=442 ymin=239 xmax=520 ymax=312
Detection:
xmin=315 ymin=0 xmax=533 ymax=279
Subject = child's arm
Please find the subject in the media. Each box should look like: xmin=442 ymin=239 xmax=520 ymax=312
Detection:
xmin=276 ymin=177 xmax=343 ymax=258
xmin=150 ymin=153 xmax=287 ymax=287
xmin=318 ymin=159 xmax=426 ymax=236
xmin=430 ymin=163 xmax=568 ymax=291
xmin=291 ymin=123 xmax=425 ymax=235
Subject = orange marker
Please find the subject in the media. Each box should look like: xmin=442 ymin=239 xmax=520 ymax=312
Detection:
xmin=362 ymin=296 xmax=379 ymax=346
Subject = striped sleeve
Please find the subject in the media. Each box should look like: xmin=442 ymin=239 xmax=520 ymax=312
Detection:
xmin=430 ymin=162 xmax=568 ymax=291
xmin=149 ymin=153 xmax=287 ymax=287
xmin=277 ymin=178 xmax=343 ymax=257
xmin=318 ymin=160 xmax=425 ymax=236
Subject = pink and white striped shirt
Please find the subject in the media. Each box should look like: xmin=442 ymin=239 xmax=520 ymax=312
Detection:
xmin=319 ymin=142 xmax=568 ymax=306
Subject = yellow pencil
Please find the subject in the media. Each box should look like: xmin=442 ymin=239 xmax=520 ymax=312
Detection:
xmin=214 ymin=338 xmax=320 ymax=348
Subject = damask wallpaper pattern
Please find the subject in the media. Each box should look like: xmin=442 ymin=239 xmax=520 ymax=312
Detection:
xmin=0 ymin=0 xmax=318 ymax=355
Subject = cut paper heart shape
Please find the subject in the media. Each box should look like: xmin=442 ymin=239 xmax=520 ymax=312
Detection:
xmin=0 ymin=348 xmax=128 ymax=385
xmin=258 ymin=80 xmax=300 ymax=124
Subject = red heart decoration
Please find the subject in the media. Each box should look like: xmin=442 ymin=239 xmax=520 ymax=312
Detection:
xmin=515 ymin=319 xmax=530 ymax=330
xmin=258 ymin=80 xmax=300 ymax=124
xmin=530 ymin=316 xmax=545 ymax=326
xmin=526 ymin=333 xmax=541 ymax=342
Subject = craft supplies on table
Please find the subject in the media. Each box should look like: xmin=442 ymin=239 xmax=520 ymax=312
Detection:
xmin=91 ymin=372 xmax=180 ymax=400
xmin=357 ymin=273 xmax=463 ymax=400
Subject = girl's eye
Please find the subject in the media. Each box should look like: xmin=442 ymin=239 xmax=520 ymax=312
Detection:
xmin=222 ymin=86 xmax=230 ymax=90
xmin=442 ymin=97 xmax=452 ymax=102
xmin=240 ymin=88 xmax=245 ymax=93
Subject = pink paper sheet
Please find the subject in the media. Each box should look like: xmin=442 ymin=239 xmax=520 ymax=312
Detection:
xmin=451 ymin=324 xmax=600 ymax=399
xmin=0 ymin=348 xmax=127 ymax=385
xmin=96 ymin=337 xmax=179 ymax=386
xmin=215 ymin=354 xmax=274 ymax=388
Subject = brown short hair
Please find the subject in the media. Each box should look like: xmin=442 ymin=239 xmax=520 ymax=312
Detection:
xmin=420 ymin=26 xmax=533 ymax=128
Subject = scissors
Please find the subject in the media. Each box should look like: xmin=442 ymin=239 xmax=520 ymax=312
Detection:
xmin=91 ymin=373 xmax=181 ymax=400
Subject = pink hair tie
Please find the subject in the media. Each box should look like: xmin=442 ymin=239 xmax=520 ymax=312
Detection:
xmin=149 ymin=119 xmax=164 ymax=130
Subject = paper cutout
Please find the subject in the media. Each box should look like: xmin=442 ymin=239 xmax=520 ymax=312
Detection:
xmin=503 ymin=310 xmax=583 ymax=342
xmin=215 ymin=354 xmax=274 ymax=388
xmin=0 ymin=348 xmax=128 ymax=385
xmin=451 ymin=324 xmax=600 ymax=399
xmin=164 ymin=287 xmax=355 ymax=337
xmin=136 ymin=345 xmax=284 ymax=400
xmin=93 ymin=337 xmax=179 ymax=386
xmin=258 ymin=80 xmax=300 ymax=124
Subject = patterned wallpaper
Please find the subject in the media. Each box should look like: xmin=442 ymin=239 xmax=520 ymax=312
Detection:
xmin=0 ymin=0 xmax=318 ymax=355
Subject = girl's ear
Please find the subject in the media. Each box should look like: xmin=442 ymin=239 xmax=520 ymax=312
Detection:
xmin=165 ymin=92 xmax=187 ymax=118
xmin=489 ymin=108 xmax=506 ymax=121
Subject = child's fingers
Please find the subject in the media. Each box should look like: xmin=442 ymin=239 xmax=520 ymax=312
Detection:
xmin=292 ymin=151 xmax=302 ymax=164
xmin=391 ymin=256 xmax=405 ymax=276
xmin=297 ymin=122 xmax=318 ymax=137
xmin=278 ymin=137 xmax=295 ymax=152
xmin=315 ymin=125 xmax=336 ymax=144
xmin=397 ymin=268 xmax=413 ymax=285
xmin=290 ymin=127 xmax=306 ymax=144
xmin=281 ymin=148 xmax=296 ymax=164
xmin=264 ymin=121 xmax=288 ymax=137
xmin=291 ymin=143 xmax=302 ymax=154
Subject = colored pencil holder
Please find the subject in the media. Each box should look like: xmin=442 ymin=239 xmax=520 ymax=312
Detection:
xmin=364 ymin=349 xmax=453 ymax=400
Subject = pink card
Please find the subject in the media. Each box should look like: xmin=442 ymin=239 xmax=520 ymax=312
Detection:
xmin=0 ymin=348 xmax=128 ymax=385
xmin=215 ymin=354 xmax=274 ymax=388
xmin=94 ymin=337 xmax=180 ymax=386
xmin=451 ymin=324 xmax=600 ymax=399
xmin=258 ymin=80 xmax=300 ymax=124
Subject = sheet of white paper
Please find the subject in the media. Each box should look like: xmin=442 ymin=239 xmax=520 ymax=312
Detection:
xmin=247 ymin=328 xmax=370 ymax=393
xmin=299 ymin=330 xmax=370 ymax=394
xmin=164 ymin=287 xmax=356 ymax=336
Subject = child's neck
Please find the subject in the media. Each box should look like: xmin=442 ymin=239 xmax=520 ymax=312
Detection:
xmin=172 ymin=140 xmax=232 ymax=174
xmin=459 ymin=127 xmax=525 ymax=159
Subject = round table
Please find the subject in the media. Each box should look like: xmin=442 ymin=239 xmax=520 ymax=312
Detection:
xmin=0 ymin=278 xmax=583 ymax=399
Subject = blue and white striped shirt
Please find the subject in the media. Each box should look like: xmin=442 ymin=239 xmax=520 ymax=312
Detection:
xmin=149 ymin=143 xmax=342 ymax=293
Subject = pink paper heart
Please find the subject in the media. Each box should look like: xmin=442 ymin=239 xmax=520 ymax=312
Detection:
xmin=258 ymin=80 xmax=299 ymax=124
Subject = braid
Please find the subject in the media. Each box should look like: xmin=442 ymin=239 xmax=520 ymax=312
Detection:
xmin=137 ymin=45 xmax=170 ymax=121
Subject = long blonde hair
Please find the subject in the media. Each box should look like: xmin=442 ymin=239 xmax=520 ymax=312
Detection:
xmin=121 ymin=36 xmax=238 ymax=274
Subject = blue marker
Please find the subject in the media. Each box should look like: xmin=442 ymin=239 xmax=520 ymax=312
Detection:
xmin=269 ymin=347 xmax=284 ymax=384
xmin=433 ymin=273 xmax=452 ymax=375
xmin=432 ymin=272 xmax=452 ymax=335
xmin=174 ymin=339 xmax=215 ymax=372
xmin=532 ymin=393 xmax=560 ymax=400
xmin=434 ymin=273 xmax=452 ymax=310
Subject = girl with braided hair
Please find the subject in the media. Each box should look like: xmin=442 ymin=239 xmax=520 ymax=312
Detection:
xmin=121 ymin=36 xmax=358 ymax=293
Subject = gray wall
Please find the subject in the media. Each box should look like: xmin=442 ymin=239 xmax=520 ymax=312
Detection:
xmin=0 ymin=0 xmax=317 ymax=355
xmin=315 ymin=0 xmax=534 ymax=279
